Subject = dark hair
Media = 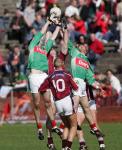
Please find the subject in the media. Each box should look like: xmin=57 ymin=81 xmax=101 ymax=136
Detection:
xmin=106 ymin=69 xmax=114 ymax=74
xmin=54 ymin=58 xmax=63 ymax=68
xmin=28 ymin=0 xmax=35 ymax=6
xmin=14 ymin=45 xmax=20 ymax=49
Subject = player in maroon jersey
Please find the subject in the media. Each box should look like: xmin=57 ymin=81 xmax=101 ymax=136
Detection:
xmin=39 ymin=58 xmax=78 ymax=150
xmin=45 ymin=28 xmax=68 ymax=150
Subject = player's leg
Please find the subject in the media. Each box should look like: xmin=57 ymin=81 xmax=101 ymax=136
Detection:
xmin=28 ymin=73 xmax=48 ymax=140
xmin=79 ymin=96 xmax=104 ymax=138
xmin=73 ymin=94 xmax=87 ymax=149
xmin=0 ymin=102 xmax=10 ymax=126
xmin=79 ymin=96 xmax=95 ymax=125
xmin=89 ymin=100 xmax=104 ymax=132
xmin=31 ymin=92 xmax=44 ymax=140
xmin=77 ymin=107 xmax=88 ymax=150
xmin=59 ymin=122 xmax=65 ymax=134
xmin=90 ymin=109 xmax=105 ymax=150
xmin=89 ymin=100 xmax=99 ymax=129
xmin=81 ymin=98 xmax=105 ymax=149
xmin=54 ymin=96 xmax=73 ymax=149
xmin=73 ymin=95 xmax=80 ymax=112
xmin=89 ymin=101 xmax=105 ymax=149
xmin=46 ymin=119 xmax=57 ymax=150
xmin=74 ymin=78 xmax=100 ymax=135
xmin=46 ymin=99 xmax=57 ymax=150
xmin=65 ymin=113 xmax=77 ymax=150
xmin=62 ymin=96 xmax=77 ymax=150
xmin=74 ymin=78 xmax=105 ymax=146
xmin=60 ymin=116 xmax=70 ymax=150
xmin=43 ymin=91 xmax=62 ymax=136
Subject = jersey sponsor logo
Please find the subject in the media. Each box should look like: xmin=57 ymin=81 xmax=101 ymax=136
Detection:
xmin=34 ymin=46 xmax=47 ymax=56
xmin=75 ymin=58 xmax=89 ymax=69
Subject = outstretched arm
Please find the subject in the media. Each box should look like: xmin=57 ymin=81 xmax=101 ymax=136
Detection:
xmin=28 ymin=20 xmax=51 ymax=50
xmin=51 ymin=25 xmax=60 ymax=41
xmin=61 ymin=29 xmax=68 ymax=55
xmin=41 ymin=20 xmax=51 ymax=35
xmin=45 ymin=25 xmax=61 ymax=53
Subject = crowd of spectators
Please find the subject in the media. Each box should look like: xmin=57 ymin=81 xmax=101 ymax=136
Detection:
xmin=0 ymin=0 xmax=122 ymax=123
xmin=1 ymin=0 xmax=122 ymax=80
xmin=95 ymin=69 xmax=122 ymax=107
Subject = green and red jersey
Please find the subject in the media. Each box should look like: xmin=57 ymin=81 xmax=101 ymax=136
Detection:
xmin=28 ymin=32 xmax=54 ymax=71
xmin=68 ymin=40 xmax=95 ymax=85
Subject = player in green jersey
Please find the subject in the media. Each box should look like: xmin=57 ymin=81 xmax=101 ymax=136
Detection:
xmin=68 ymin=41 xmax=105 ymax=150
xmin=28 ymin=16 xmax=61 ymax=141
xmin=60 ymin=27 xmax=105 ymax=149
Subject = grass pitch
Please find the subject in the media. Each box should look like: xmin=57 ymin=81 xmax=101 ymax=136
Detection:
xmin=0 ymin=123 xmax=122 ymax=150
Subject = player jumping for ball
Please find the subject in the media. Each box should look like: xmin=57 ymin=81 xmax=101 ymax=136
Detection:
xmin=28 ymin=15 xmax=61 ymax=140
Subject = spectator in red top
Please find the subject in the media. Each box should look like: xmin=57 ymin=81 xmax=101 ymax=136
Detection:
xmin=88 ymin=33 xmax=104 ymax=68
xmin=95 ymin=13 xmax=110 ymax=41
xmin=73 ymin=15 xmax=87 ymax=35
xmin=97 ymin=13 xmax=109 ymax=34
xmin=67 ymin=15 xmax=86 ymax=42
xmin=89 ymin=33 xmax=104 ymax=55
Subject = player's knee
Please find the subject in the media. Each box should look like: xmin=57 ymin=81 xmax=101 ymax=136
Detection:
xmin=45 ymin=100 xmax=51 ymax=108
xmin=71 ymin=122 xmax=77 ymax=128
xmin=34 ymin=102 xmax=40 ymax=109
xmin=83 ymin=105 xmax=90 ymax=113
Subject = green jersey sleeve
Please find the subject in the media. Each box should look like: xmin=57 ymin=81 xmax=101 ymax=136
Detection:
xmin=45 ymin=39 xmax=54 ymax=53
xmin=28 ymin=32 xmax=44 ymax=50
xmin=86 ymin=67 xmax=95 ymax=85
xmin=68 ymin=40 xmax=79 ymax=57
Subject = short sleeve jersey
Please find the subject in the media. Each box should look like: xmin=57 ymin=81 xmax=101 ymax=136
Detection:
xmin=28 ymin=32 xmax=53 ymax=71
xmin=39 ymin=70 xmax=78 ymax=101
xmin=68 ymin=40 xmax=95 ymax=85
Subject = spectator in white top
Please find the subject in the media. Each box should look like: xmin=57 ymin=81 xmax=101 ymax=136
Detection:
xmin=23 ymin=0 xmax=36 ymax=28
xmin=23 ymin=0 xmax=36 ymax=42
xmin=65 ymin=0 xmax=79 ymax=17
xmin=106 ymin=69 xmax=122 ymax=105
xmin=116 ymin=0 xmax=122 ymax=53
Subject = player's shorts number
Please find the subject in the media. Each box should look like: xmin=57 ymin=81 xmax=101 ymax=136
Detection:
xmin=52 ymin=79 xmax=65 ymax=92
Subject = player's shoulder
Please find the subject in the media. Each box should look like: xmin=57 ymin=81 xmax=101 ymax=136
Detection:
xmin=63 ymin=70 xmax=72 ymax=77
xmin=48 ymin=70 xmax=61 ymax=78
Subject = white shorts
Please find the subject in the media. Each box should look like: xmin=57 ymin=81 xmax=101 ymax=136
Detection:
xmin=78 ymin=100 xmax=96 ymax=113
xmin=55 ymin=95 xmax=74 ymax=116
xmin=73 ymin=78 xmax=87 ymax=97
xmin=28 ymin=73 xmax=48 ymax=93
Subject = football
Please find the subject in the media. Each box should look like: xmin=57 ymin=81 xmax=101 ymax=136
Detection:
xmin=50 ymin=7 xmax=61 ymax=17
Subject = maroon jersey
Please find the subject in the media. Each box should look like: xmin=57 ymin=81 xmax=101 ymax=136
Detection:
xmin=39 ymin=70 xmax=78 ymax=101
xmin=47 ymin=51 xmax=68 ymax=75
xmin=47 ymin=53 xmax=54 ymax=74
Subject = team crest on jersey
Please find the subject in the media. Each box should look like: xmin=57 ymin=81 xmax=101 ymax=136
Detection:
xmin=34 ymin=46 xmax=47 ymax=55
xmin=75 ymin=58 xmax=89 ymax=69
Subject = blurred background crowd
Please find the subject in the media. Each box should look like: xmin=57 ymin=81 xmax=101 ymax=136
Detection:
xmin=0 ymin=0 xmax=122 ymax=124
